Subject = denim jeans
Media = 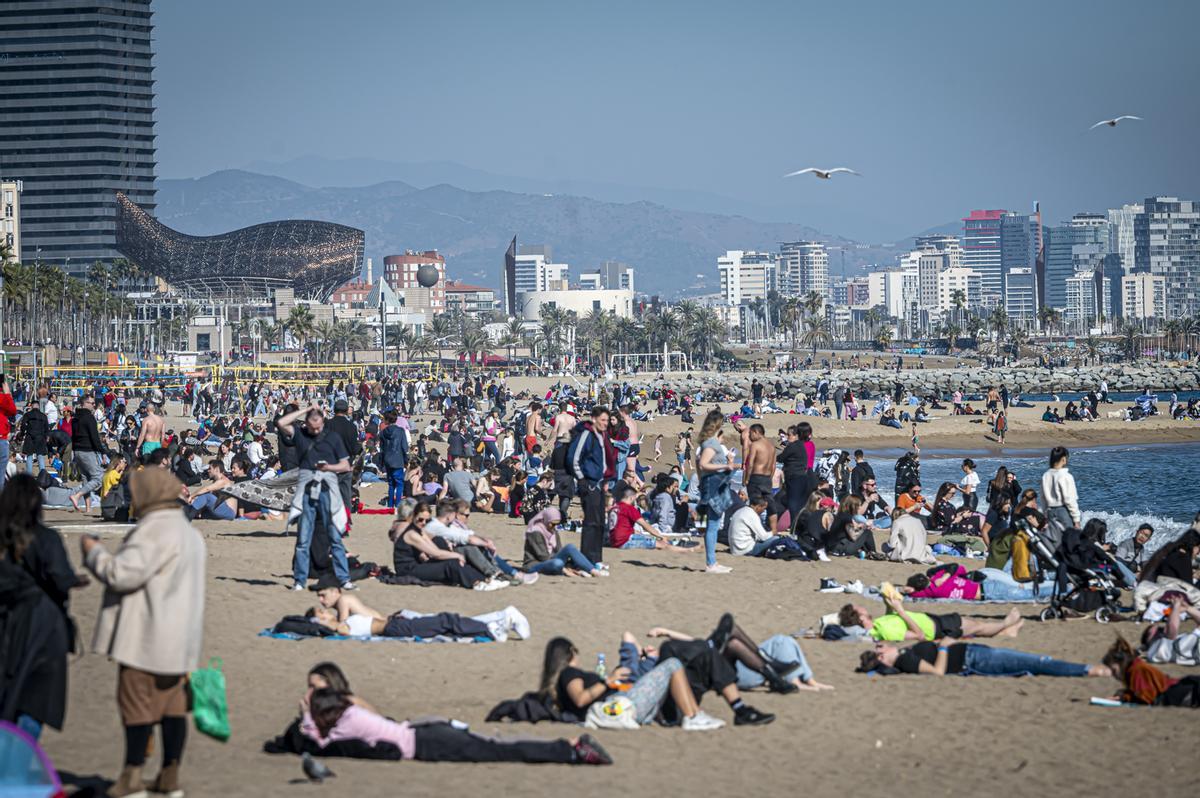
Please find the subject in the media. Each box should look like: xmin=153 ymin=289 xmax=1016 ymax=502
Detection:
xmin=619 ymin=533 xmax=659 ymax=550
xmin=961 ymin=644 xmax=1088 ymax=677
xmin=71 ymin=449 xmax=104 ymax=499
xmin=293 ymin=486 xmax=350 ymax=585
xmin=387 ymin=467 xmax=405 ymax=507
xmin=747 ymin=535 xmax=787 ymax=556
xmin=0 ymin=439 xmax=8 ymax=492
xmin=979 ymin=568 xmax=1054 ymax=601
xmin=23 ymin=453 xmax=46 ymax=474
xmin=612 ymin=439 xmax=630 ymax=482
xmin=735 ymin=634 xmax=813 ymax=689
xmin=191 ymin=493 xmax=236 ymax=520
xmin=703 ymin=511 xmax=722 ymax=566
xmin=526 ymin=543 xmax=595 ymax=574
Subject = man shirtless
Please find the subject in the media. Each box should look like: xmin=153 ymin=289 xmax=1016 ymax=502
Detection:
xmin=136 ymin=403 xmax=164 ymax=461
xmin=739 ymin=421 xmax=776 ymax=502
xmin=622 ymin=403 xmax=642 ymax=487
xmin=548 ymin=401 xmax=577 ymax=445
xmin=524 ymin=400 xmax=544 ymax=454
xmin=308 ymin=581 xmax=529 ymax=641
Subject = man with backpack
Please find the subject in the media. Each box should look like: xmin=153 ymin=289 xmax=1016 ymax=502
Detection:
xmin=567 ymin=405 xmax=610 ymax=567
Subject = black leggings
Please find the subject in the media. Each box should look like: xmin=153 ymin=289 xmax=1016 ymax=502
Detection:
xmin=784 ymin=473 xmax=809 ymax=530
xmin=413 ymin=722 xmax=575 ymax=763
xmin=125 ymin=716 xmax=187 ymax=767
xmin=398 ymin=560 xmax=486 ymax=589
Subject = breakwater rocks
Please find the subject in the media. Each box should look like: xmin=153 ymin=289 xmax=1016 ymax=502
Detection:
xmin=625 ymin=364 xmax=1200 ymax=397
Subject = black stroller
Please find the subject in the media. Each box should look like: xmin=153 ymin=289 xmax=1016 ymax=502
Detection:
xmin=1035 ymin=524 xmax=1130 ymax=624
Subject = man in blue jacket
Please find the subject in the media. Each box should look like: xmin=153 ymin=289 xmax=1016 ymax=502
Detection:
xmin=378 ymin=409 xmax=410 ymax=508
xmin=567 ymin=405 xmax=610 ymax=566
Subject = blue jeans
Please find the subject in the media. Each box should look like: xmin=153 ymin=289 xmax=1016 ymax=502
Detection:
xmin=24 ymin=453 xmax=46 ymax=474
xmin=704 ymin=511 xmax=722 ymax=566
xmin=387 ymin=467 xmax=405 ymax=507
xmin=612 ymin=440 xmax=630 ymax=481
xmin=619 ymin=534 xmax=659 ymax=550
xmin=961 ymin=644 xmax=1088 ymax=677
xmin=293 ymin=486 xmax=350 ymax=585
xmin=619 ymin=641 xmax=659 ymax=679
xmin=735 ymin=634 xmax=813 ymax=688
xmin=493 ymin=555 xmax=517 ymax=576
xmin=979 ymin=568 xmax=1054 ymax=601
xmin=191 ymin=492 xmax=236 ymax=520
xmin=746 ymin=535 xmax=787 ymax=556
xmin=526 ymin=543 xmax=595 ymax=574
xmin=0 ymin=439 xmax=8 ymax=492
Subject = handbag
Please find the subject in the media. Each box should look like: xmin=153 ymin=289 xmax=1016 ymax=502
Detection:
xmin=584 ymin=694 xmax=638 ymax=730
xmin=190 ymin=657 xmax=231 ymax=741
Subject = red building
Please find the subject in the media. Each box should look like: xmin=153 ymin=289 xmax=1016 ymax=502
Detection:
xmin=384 ymin=250 xmax=445 ymax=310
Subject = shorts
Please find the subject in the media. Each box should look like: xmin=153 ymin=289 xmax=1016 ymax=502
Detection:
xmin=628 ymin=444 xmax=641 ymax=458
xmin=615 ymin=534 xmax=658 ymax=550
xmin=931 ymin=613 xmax=963 ymax=639
xmin=553 ymin=471 xmax=576 ymax=498
xmin=141 ymin=441 xmax=162 ymax=458
xmin=746 ymin=473 xmax=773 ymax=501
xmin=524 ymin=434 xmax=537 ymax=454
xmin=117 ymin=665 xmax=188 ymax=725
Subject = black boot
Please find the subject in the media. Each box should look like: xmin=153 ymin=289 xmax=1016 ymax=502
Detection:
xmin=761 ymin=662 xmax=799 ymax=694
xmin=707 ymin=613 xmax=734 ymax=652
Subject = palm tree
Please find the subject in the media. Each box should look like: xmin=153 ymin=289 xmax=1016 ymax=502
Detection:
xmin=1008 ymin=327 xmax=1029 ymax=358
xmin=427 ymin=313 xmax=456 ymax=366
xmin=1081 ymin=334 xmax=1102 ymax=365
xmin=311 ymin=320 xmax=338 ymax=363
xmin=802 ymin=290 xmax=825 ymax=318
xmin=409 ymin=334 xmax=436 ymax=363
xmin=284 ymin=303 xmax=315 ymax=360
xmin=457 ymin=328 xmax=491 ymax=373
xmin=874 ymin=325 xmax=894 ymax=351
xmin=950 ymin=289 xmax=967 ymax=327
xmin=779 ymin=296 xmax=803 ymax=354
xmin=988 ymin=305 xmax=1008 ymax=345
xmin=942 ymin=322 xmax=962 ymax=352
xmin=500 ymin=317 xmax=527 ymax=363
xmin=390 ymin=324 xmax=416 ymax=364
xmin=1119 ymin=322 xmax=1140 ymax=361
xmin=800 ymin=314 xmax=831 ymax=355
xmin=339 ymin=319 xmax=371 ymax=362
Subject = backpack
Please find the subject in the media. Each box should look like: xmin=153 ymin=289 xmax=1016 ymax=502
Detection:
xmin=101 ymin=480 xmax=130 ymax=522
xmin=513 ymin=410 xmax=528 ymax=439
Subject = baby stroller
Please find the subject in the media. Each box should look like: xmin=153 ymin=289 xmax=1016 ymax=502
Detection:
xmin=1036 ymin=524 xmax=1128 ymax=624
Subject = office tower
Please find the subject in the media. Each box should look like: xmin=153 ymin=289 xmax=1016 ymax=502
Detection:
xmin=1135 ymin=197 xmax=1200 ymax=318
xmin=778 ymin=241 xmax=828 ymax=297
xmin=717 ymin=251 xmax=777 ymax=305
xmin=1005 ymin=268 xmax=1037 ymax=325
xmin=0 ymin=0 xmax=157 ymax=273
xmin=1043 ymin=213 xmax=1109 ymax=310
xmin=1107 ymin=203 xmax=1143 ymax=275
xmin=503 ymin=236 xmax=517 ymax=315
xmin=962 ymin=210 xmax=1006 ymax=304
xmin=1000 ymin=212 xmax=1037 ymax=285
xmin=914 ymin=235 xmax=962 ymax=269
xmin=513 ymin=244 xmax=569 ymax=294
xmin=599 ymin=260 xmax=635 ymax=291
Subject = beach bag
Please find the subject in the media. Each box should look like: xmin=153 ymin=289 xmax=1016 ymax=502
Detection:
xmin=190 ymin=658 xmax=230 ymax=742
xmin=1010 ymin=532 xmax=1034 ymax=582
xmin=584 ymin=695 xmax=638 ymax=730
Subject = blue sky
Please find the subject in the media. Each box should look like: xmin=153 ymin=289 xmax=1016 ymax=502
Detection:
xmin=153 ymin=0 xmax=1199 ymax=241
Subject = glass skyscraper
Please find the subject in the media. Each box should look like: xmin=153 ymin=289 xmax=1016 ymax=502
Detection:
xmin=0 ymin=0 xmax=157 ymax=273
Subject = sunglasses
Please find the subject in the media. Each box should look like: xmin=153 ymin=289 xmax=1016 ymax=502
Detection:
xmin=414 ymin=516 xmax=429 ymax=524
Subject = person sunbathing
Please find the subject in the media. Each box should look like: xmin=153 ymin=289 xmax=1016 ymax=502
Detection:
xmin=622 ymin=622 xmax=833 ymax=693
xmin=896 ymin=564 xmax=1054 ymax=602
xmin=296 ymin=664 xmax=613 ymax=764
xmin=839 ymin=592 xmax=1024 ymax=642
xmin=858 ymin=638 xmax=1110 ymax=678
xmin=1140 ymin=595 xmax=1200 ymax=665
xmin=304 ymin=579 xmax=529 ymax=640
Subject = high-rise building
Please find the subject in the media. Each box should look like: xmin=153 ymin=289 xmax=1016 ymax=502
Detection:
xmin=383 ymin=250 xmax=446 ymax=311
xmin=0 ymin=0 xmax=157 ymax=274
xmin=937 ymin=268 xmax=981 ymax=314
xmin=962 ymin=210 xmax=1006 ymax=304
xmin=1000 ymin=212 xmax=1037 ymax=276
xmin=2 ymin=179 xmax=21 ymax=262
xmin=914 ymin=235 xmax=962 ymax=269
xmin=1107 ymin=203 xmax=1143 ymax=275
xmin=599 ymin=260 xmax=634 ymax=292
xmin=514 ymin=245 xmax=570 ymax=296
xmin=778 ymin=241 xmax=828 ymax=297
xmin=1065 ymin=270 xmax=1111 ymax=330
xmin=1005 ymin=268 xmax=1037 ymax=325
xmin=1043 ymin=214 xmax=1109 ymax=311
xmin=1121 ymin=272 xmax=1166 ymax=320
xmin=1135 ymin=197 xmax=1200 ymax=318
xmin=717 ymin=250 xmax=777 ymax=306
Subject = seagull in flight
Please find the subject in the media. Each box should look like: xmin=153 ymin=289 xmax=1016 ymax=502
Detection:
xmin=784 ymin=167 xmax=861 ymax=180
xmin=1090 ymin=115 xmax=1142 ymax=130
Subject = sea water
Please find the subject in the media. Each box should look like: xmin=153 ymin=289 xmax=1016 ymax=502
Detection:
xmin=869 ymin=443 xmax=1199 ymax=549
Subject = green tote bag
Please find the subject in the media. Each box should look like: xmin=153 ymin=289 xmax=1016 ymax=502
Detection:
xmin=190 ymin=657 xmax=230 ymax=742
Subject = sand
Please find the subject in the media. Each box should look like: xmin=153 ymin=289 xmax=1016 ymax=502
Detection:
xmin=37 ymin=393 xmax=1200 ymax=797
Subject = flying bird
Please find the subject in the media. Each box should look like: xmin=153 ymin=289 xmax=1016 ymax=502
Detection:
xmin=1090 ymin=115 xmax=1142 ymax=130
xmin=784 ymin=167 xmax=861 ymax=180
xmin=302 ymin=753 xmax=336 ymax=783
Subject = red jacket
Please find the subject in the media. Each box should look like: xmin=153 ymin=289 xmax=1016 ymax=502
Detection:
xmin=0 ymin=393 xmax=16 ymax=440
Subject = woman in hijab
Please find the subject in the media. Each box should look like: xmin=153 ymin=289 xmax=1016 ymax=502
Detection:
xmin=522 ymin=507 xmax=606 ymax=577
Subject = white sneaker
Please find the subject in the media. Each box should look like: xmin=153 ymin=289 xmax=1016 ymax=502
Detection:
xmin=474 ymin=576 xmax=511 ymax=592
xmin=682 ymin=710 xmax=726 ymax=731
xmin=593 ymin=569 xmax=610 ymax=577
xmin=505 ymin=606 xmax=532 ymax=640
xmin=290 ymin=582 xmax=305 ymax=591
xmin=340 ymin=581 xmax=357 ymax=591
xmin=519 ymin=572 xmax=540 ymax=585
xmin=705 ymin=563 xmax=733 ymax=574
xmin=486 ymin=621 xmax=509 ymax=642
xmin=816 ymin=549 xmax=831 ymax=562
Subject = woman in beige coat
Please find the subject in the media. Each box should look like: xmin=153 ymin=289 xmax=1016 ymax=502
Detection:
xmin=83 ymin=467 xmax=206 ymax=798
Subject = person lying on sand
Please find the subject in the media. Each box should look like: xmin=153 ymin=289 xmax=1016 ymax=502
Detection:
xmin=1103 ymin=636 xmax=1200 ymax=707
xmin=305 ymin=579 xmax=529 ymax=641
xmin=840 ymin=592 xmax=1024 ymax=642
xmin=297 ymin=663 xmax=613 ymax=763
xmin=895 ymin=563 xmax=1054 ymax=603
xmin=857 ymin=639 xmax=1110 ymax=678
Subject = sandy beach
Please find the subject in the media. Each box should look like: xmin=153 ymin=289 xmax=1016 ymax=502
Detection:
xmin=36 ymin=391 xmax=1200 ymax=798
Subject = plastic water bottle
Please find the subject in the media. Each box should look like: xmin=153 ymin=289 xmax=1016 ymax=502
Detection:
xmin=595 ymin=653 xmax=607 ymax=679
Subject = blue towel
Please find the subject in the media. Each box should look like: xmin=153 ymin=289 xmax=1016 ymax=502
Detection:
xmin=258 ymin=629 xmax=491 ymax=643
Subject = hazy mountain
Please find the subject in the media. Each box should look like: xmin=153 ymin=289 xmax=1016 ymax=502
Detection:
xmin=155 ymin=170 xmax=904 ymax=298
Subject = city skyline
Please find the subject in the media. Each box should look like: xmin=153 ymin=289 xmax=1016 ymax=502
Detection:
xmin=151 ymin=0 xmax=1200 ymax=242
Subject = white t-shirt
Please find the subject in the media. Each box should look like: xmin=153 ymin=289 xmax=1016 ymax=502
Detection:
xmin=960 ymin=471 xmax=980 ymax=493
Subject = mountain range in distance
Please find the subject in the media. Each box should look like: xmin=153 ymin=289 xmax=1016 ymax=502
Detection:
xmin=154 ymin=166 xmax=949 ymax=299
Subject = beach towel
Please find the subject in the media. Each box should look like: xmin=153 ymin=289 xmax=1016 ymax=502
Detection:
xmin=259 ymin=629 xmax=491 ymax=644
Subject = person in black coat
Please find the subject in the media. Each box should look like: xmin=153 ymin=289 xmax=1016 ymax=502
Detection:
xmin=19 ymin=402 xmax=50 ymax=473
xmin=0 ymin=474 xmax=78 ymax=738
